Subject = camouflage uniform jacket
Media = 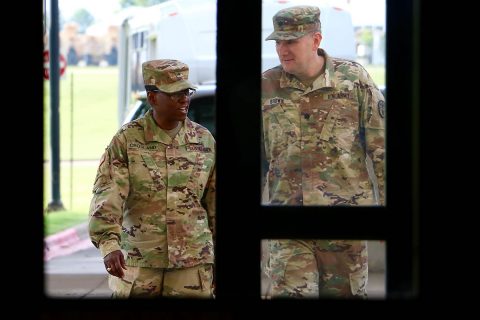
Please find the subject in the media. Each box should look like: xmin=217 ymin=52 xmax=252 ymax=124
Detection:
xmin=262 ymin=49 xmax=385 ymax=206
xmin=89 ymin=109 xmax=216 ymax=269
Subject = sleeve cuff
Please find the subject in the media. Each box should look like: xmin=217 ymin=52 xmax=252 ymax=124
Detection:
xmin=99 ymin=240 xmax=122 ymax=258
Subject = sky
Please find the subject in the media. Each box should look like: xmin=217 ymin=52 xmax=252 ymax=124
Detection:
xmin=348 ymin=0 xmax=385 ymax=27
xmin=59 ymin=0 xmax=121 ymax=22
xmin=58 ymin=0 xmax=386 ymax=27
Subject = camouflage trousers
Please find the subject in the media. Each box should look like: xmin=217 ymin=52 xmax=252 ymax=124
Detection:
xmin=108 ymin=263 xmax=214 ymax=298
xmin=265 ymin=240 xmax=368 ymax=299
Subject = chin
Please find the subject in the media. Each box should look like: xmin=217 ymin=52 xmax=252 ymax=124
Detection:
xmin=281 ymin=64 xmax=294 ymax=74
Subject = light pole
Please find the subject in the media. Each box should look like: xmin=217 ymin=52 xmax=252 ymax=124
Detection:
xmin=46 ymin=0 xmax=65 ymax=212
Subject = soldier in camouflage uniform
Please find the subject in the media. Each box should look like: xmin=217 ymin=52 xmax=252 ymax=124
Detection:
xmin=261 ymin=6 xmax=385 ymax=299
xmin=89 ymin=59 xmax=216 ymax=298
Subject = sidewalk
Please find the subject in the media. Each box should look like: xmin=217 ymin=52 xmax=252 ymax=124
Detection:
xmin=45 ymin=245 xmax=111 ymax=298
xmin=44 ymin=221 xmax=110 ymax=298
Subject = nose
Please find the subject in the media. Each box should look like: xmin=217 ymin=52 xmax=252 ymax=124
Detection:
xmin=176 ymin=92 xmax=190 ymax=102
xmin=276 ymin=41 xmax=288 ymax=55
xmin=176 ymin=96 xmax=187 ymax=104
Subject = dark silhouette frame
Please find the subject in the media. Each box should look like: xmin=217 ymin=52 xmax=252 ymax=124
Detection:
xmin=31 ymin=0 xmax=422 ymax=315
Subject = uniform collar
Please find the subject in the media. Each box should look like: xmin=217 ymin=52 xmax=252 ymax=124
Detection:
xmin=279 ymin=48 xmax=338 ymax=93
xmin=143 ymin=109 xmax=199 ymax=145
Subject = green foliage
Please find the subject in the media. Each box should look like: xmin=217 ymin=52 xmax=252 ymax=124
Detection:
xmin=120 ymin=0 xmax=167 ymax=8
xmin=359 ymin=28 xmax=373 ymax=46
xmin=71 ymin=9 xmax=95 ymax=33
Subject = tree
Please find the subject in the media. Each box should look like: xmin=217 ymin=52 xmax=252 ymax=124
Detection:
xmin=359 ymin=28 xmax=373 ymax=47
xmin=120 ymin=0 xmax=167 ymax=8
xmin=71 ymin=9 xmax=95 ymax=33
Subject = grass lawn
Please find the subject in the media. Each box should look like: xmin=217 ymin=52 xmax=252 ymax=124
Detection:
xmin=44 ymin=66 xmax=120 ymax=161
xmin=44 ymin=210 xmax=90 ymax=236
xmin=43 ymin=163 xmax=98 ymax=236
xmin=44 ymin=66 xmax=119 ymax=235
xmin=364 ymin=64 xmax=385 ymax=87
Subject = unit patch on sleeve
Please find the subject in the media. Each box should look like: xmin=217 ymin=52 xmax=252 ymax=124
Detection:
xmin=378 ymin=100 xmax=385 ymax=118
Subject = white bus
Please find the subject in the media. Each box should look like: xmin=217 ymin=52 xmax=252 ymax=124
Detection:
xmin=262 ymin=0 xmax=356 ymax=71
xmin=118 ymin=0 xmax=356 ymax=125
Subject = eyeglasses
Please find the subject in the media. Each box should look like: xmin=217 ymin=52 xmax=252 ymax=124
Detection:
xmin=154 ymin=88 xmax=196 ymax=101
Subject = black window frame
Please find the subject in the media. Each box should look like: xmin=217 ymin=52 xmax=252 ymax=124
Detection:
xmin=34 ymin=0 xmax=423 ymax=313
xmin=215 ymin=0 xmax=420 ymax=303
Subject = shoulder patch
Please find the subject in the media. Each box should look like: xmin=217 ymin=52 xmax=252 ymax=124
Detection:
xmin=378 ymin=100 xmax=385 ymax=118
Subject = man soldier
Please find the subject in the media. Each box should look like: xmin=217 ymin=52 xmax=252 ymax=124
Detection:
xmin=261 ymin=6 xmax=385 ymax=298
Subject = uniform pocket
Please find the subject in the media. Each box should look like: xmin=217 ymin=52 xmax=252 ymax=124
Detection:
xmin=198 ymin=264 xmax=214 ymax=293
xmin=90 ymin=182 xmax=113 ymax=214
xmin=140 ymin=153 xmax=167 ymax=192
xmin=189 ymin=151 xmax=215 ymax=197
xmin=108 ymin=266 xmax=140 ymax=298
xmin=319 ymin=108 xmax=336 ymax=142
xmin=319 ymin=107 xmax=357 ymax=152
xmin=108 ymin=275 xmax=133 ymax=298
xmin=349 ymin=267 xmax=368 ymax=297
xmin=331 ymin=127 xmax=356 ymax=152
xmin=123 ymin=152 xmax=165 ymax=201
xmin=93 ymin=183 xmax=111 ymax=195
xmin=266 ymin=102 xmax=300 ymax=144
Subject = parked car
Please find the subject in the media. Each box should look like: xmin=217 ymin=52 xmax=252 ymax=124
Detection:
xmin=122 ymin=84 xmax=216 ymax=136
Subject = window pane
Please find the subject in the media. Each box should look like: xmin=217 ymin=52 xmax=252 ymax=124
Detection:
xmin=261 ymin=0 xmax=386 ymax=206
xmin=261 ymin=239 xmax=386 ymax=299
xmin=45 ymin=0 xmax=217 ymax=299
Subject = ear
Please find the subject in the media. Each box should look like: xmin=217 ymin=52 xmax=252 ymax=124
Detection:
xmin=313 ymin=32 xmax=322 ymax=49
xmin=147 ymin=92 xmax=156 ymax=105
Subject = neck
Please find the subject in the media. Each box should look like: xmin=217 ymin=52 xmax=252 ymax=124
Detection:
xmin=152 ymin=113 xmax=180 ymax=130
xmin=297 ymin=54 xmax=325 ymax=85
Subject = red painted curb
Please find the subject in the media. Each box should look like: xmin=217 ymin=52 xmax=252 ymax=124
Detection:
xmin=44 ymin=228 xmax=81 ymax=261
xmin=45 ymin=228 xmax=79 ymax=248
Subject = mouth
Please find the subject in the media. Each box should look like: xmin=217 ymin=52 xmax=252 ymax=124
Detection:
xmin=177 ymin=106 xmax=189 ymax=113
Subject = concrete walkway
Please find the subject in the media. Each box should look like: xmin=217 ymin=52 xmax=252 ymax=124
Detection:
xmin=45 ymin=245 xmax=111 ymax=298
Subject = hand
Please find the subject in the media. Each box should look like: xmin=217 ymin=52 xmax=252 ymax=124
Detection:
xmin=104 ymin=250 xmax=127 ymax=278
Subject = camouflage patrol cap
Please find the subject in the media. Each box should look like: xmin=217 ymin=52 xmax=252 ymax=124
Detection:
xmin=142 ymin=59 xmax=197 ymax=93
xmin=265 ymin=5 xmax=321 ymax=41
